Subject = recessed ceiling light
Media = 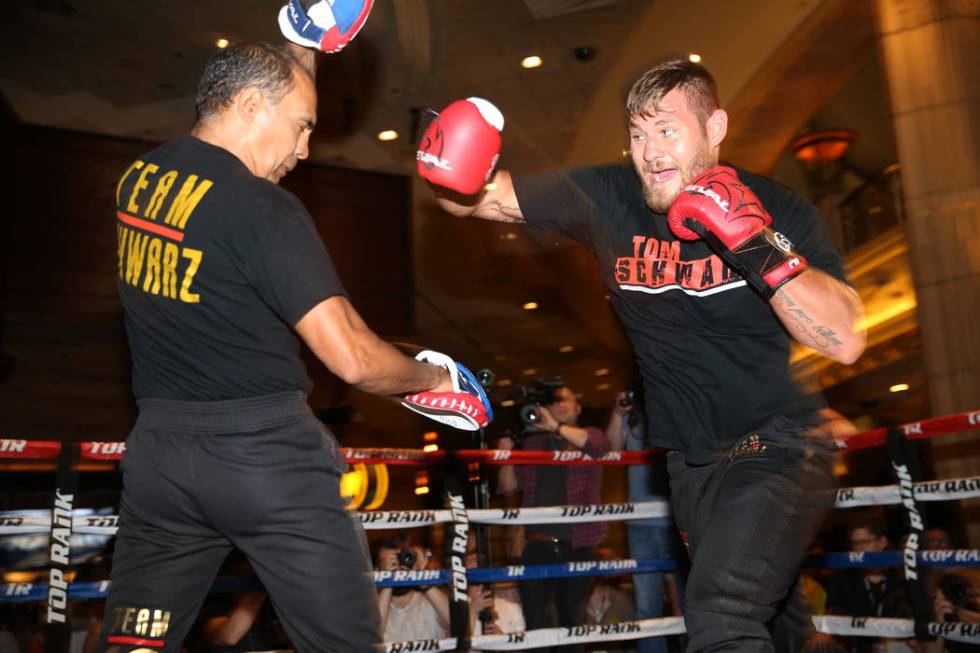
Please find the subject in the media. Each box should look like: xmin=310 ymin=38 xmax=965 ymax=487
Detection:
xmin=503 ymin=232 xmax=518 ymax=240
xmin=688 ymin=53 xmax=702 ymax=63
xmin=521 ymin=55 xmax=543 ymax=69
xmin=522 ymin=301 xmax=538 ymax=310
xmin=890 ymin=383 xmax=910 ymax=393
xmin=215 ymin=38 xmax=230 ymax=49
xmin=558 ymin=345 xmax=575 ymax=353
xmin=595 ymin=368 xmax=610 ymax=377
xmin=377 ymin=130 xmax=398 ymax=141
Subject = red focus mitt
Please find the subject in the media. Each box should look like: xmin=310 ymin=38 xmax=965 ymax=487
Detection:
xmin=402 ymin=351 xmax=492 ymax=431
xmin=278 ymin=0 xmax=374 ymax=54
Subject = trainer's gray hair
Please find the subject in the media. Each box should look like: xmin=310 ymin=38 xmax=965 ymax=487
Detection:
xmin=626 ymin=59 xmax=720 ymax=125
xmin=195 ymin=41 xmax=307 ymax=121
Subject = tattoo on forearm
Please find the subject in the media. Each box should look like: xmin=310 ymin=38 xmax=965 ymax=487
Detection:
xmin=491 ymin=201 xmax=525 ymax=223
xmin=773 ymin=290 xmax=844 ymax=351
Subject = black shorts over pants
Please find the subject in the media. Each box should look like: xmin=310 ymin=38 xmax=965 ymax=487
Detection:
xmin=668 ymin=416 xmax=836 ymax=653
xmin=100 ymin=391 xmax=381 ymax=653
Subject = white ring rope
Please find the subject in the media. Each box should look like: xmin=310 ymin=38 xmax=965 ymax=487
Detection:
xmin=7 ymin=471 xmax=980 ymax=536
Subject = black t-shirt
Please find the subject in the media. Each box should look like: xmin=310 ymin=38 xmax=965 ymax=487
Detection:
xmin=512 ymin=164 xmax=849 ymax=463
xmin=114 ymin=135 xmax=346 ymax=400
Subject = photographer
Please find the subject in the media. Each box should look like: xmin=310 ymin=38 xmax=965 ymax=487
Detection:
xmin=932 ymin=570 xmax=980 ymax=653
xmin=464 ymin=548 xmax=525 ymax=642
xmin=376 ymin=538 xmax=450 ymax=644
xmin=498 ymin=383 xmax=609 ymax=653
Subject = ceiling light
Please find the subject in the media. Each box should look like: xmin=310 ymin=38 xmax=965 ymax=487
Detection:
xmin=890 ymin=383 xmax=910 ymax=393
xmin=596 ymin=382 xmax=611 ymax=391
xmin=215 ymin=38 xmax=230 ymax=49
xmin=504 ymin=232 xmax=518 ymax=240
xmin=423 ymin=431 xmax=438 ymax=442
xmin=558 ymin=345 xmax=574 ymax=353
xmin=594 ymin=368 xmax=610 ymax=377
xmin=377 ymin=130 xmax=398 ymax=141
xmin=497 ymin=379 xmax=513 ymax=387
xmin=500 ymin=399 xmax=516 ymax=407
xmin=688 ymin=53 xmax=701 ymax=63
xmin=423 ymin=443 xmax=439 ymax=453
xmin=791 ymin=130 xmax=855 ymax=163
xmin=521 ymin=55 xmax=543 ymax=69
xmin=522 ymin=301 xmax=538 ymax=310
xmin=522 ymin=368 xmax=538 ymax=376
xmin=415 ymin=486 xmax=430 ymax=495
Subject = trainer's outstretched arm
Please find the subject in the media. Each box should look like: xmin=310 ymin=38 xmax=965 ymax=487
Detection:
xmin=296 ymin=295 xmax=450 ymax=394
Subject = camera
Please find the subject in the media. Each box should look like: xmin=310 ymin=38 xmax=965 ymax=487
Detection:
xmin=619 ymin=389 xmax=637 ymax=408
xmin=939 ymin=573 xmax=979 ymax=621
xmin=397 ymin=548 xmax=416 ymax=569
xmin=511 ymin=376 xmax=565 ymax=427
xmin=478 ymin=607 xmax=496 ymax=624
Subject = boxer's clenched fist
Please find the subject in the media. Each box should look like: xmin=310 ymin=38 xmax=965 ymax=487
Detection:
xmin=668 ymin=166 xmax=808 ymax=298
xmin=417 ymin=98 xmax=504 ymax=196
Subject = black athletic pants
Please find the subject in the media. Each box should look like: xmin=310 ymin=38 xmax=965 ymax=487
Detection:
xmin=667 ymin=416 xmax=836 ymax=653
xmin=100 ymin=391 xmax=381 ymax=653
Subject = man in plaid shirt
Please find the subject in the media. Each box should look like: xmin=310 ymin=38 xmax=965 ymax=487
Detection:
xmin=497 ymin=385 xmax=609 ymax=652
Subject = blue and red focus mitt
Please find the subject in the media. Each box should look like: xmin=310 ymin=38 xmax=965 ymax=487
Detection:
xmin=278 ymin=0 xmax=374 ymax=53
xmin=402 ymin=351 xmax=493 ymax=431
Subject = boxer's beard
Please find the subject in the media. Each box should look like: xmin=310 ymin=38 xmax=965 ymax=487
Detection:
xmin=637 ymin=140 xmax=714 ymax=214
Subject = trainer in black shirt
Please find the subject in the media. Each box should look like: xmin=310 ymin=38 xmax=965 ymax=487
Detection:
xmin=103 ymin=42 xmax=452 ymax=653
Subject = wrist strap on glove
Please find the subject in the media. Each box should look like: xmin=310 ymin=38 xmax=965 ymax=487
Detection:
xmin=689 ymin=222 xmax=807 ymax=299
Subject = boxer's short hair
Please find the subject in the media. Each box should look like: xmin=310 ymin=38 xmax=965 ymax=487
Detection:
xmin=626 ymin=59 xmax=720 ymax=125
xmin=195 ymin=41 xmax=305 ymax=121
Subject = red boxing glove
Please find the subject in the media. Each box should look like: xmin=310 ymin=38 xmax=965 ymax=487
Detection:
xmin=417 ymin=98 xmax=503 ymax=196
xmin=667 ymin=166 xmax=808 ymax=298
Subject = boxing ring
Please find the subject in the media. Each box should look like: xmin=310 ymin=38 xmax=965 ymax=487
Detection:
xmin=2 ymin=409 xmax=980 ymax=651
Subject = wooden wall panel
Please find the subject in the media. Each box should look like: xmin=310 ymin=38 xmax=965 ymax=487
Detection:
xmin=1 ymin=125 xmax=413 ymax=438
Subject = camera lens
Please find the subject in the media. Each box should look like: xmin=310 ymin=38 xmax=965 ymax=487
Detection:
xmin=397 ymin=548 xmax=416 ymax=568
xmin=520 ymin=404 xmax=540 ymax=426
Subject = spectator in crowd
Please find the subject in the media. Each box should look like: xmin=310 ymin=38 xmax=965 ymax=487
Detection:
xmin=605 ymin=390 xmax=685 ymax=653
xmin=826 ymin=515 xmax=908 ymax=653
xmin=933 ymin=569 xmax=980 ymax=653
xmin=585 ymin=546 xmax=638 ymax=653
xmin=195 ymin=591 xmax=289 ymax=652
xmin=376 ymin=538 xmax=450 ymax=644
xmin=464 ymin=548 xmax=525 ymax=640
xmin=922 ymin=528 xmax=953 ymax=551
xmin=498 ymin=383 xmax=610 ymax=653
